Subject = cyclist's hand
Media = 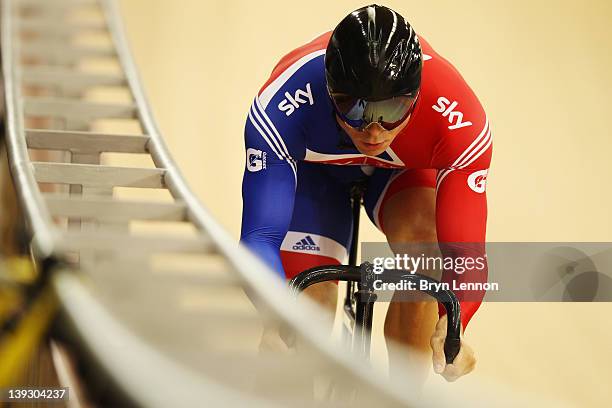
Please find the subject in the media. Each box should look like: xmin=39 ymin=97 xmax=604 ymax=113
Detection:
xmin=430 ymin=314 xmax=476 ymax=382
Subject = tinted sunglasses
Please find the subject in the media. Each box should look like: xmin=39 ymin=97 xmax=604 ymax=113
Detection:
xmin=331 ymin=92 xmax=418 ymax=131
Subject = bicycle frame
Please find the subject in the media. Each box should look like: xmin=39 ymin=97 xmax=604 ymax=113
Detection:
xmin=343 ymin=182 xmax=368 ymax=356
xmin=288 ymin=183 xmax=462 ymax=363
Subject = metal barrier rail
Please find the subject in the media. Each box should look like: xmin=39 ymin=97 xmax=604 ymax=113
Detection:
xmin=0 ymin=0 xmax=543 ymax=407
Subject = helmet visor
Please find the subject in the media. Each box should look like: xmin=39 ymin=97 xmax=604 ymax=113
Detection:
xmin=331 ymin=93 xmax=418 ymax=131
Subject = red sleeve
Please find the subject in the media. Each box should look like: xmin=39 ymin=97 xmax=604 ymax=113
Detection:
xmin=436 ymin=166 xmax=490 ymax=330
xmin=433 ymin=91 xmax=492 ymax=331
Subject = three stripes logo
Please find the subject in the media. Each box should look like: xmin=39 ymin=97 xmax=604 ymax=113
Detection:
xmin=292 ymin=235 xmax=320 ymax=251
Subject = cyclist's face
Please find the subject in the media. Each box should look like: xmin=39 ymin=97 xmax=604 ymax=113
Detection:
xmin=336 ymin=114 xmax=410 ymax=156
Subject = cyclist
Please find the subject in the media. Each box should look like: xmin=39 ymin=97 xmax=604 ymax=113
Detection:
xmin=240 ymin=4 xmax=491 ymax=382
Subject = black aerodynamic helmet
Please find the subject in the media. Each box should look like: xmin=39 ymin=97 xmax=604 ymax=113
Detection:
xmin=325 ymin=4 xmax=423 ymax=130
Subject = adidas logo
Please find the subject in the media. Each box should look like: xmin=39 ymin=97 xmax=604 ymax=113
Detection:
xmin=292 ymin=235 xmax=320 ymax=251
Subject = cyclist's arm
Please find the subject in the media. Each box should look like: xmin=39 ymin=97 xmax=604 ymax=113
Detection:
xmin=239 ymin=98 xmax=301 ymax=278
xmin=436 ymin=165 xmax=490 ymax=330
xmin=434 ymin=110 xmax=492 ymax=330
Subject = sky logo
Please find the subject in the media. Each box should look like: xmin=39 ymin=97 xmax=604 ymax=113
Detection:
xmin=278 ymin=83 xmax=314 ymax=116
xmin=432 ymin=96 xmax=473 ymax=130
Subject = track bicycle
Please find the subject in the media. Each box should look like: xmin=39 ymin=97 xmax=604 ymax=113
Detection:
xmin=288 ymin=183 xmax=461 ymax=363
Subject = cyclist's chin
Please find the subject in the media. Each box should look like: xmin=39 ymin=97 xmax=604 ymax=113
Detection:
xmin=356 ymin=141 xmax=389 ymax=156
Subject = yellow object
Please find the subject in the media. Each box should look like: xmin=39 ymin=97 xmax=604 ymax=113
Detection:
xmin=0 ymin=256 xmax=37 ymax=323
xmin=0 ymin=256 xmax=38 ymax=284
xmin=0 ymin=287 xmax=22 ymax=322
xmin=0 ymin=285 xmax=58 ymax=387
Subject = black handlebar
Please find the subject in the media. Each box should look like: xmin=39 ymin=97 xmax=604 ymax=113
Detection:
xmin=380 ymin=271 xmax=461 ymax=364
xmin=289 ymin=262 xmax=462 ymax=364
xmin=289 ymin=264 xmax=362 ymax=293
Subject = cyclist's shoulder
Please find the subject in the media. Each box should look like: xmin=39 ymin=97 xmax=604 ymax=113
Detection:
xmin=419 ymin=36 xmax=468 ymax=84
xmin=411 ymin=37 xmax=491 ymax=169
xmin=256 ymin=32 xmax=331 ymax=115
xmin=246 ymin=33 xmax=338 ymax=161
xmin=419 ymin=35 xmax=483 ymax=111
xmin=263 ymin=32 xmax=331 ymax=86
